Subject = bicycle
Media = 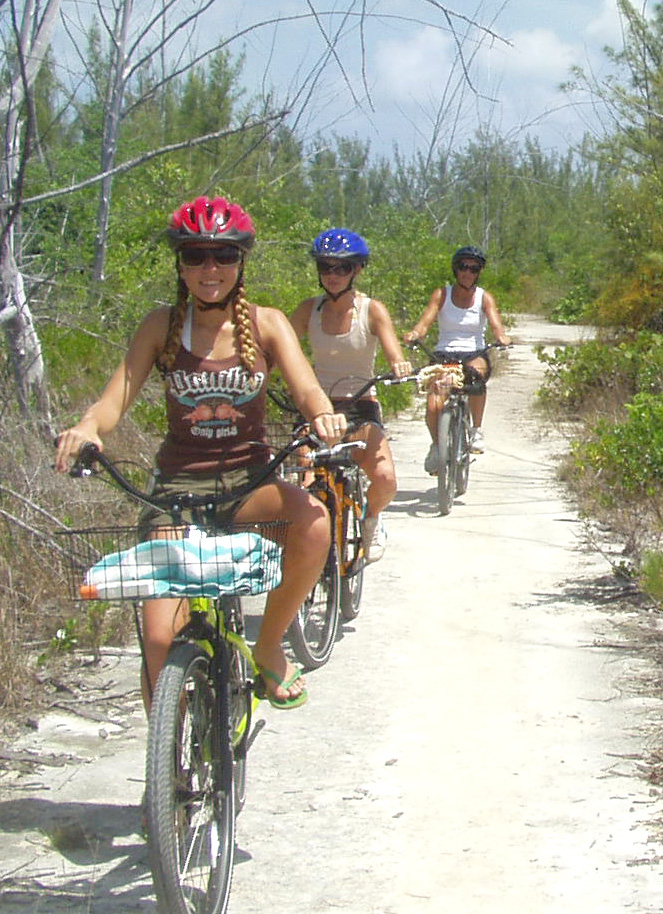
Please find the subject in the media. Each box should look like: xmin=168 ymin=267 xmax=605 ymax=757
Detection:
xmin=407 ymin=339 xmax=507 ymax=516
xmin=56 ymin=429 xmax=342 ymax=914
xmin=268 ymin=371 xmax=410 ymax=669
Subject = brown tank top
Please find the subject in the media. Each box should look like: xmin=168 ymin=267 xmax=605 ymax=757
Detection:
xmin=156 ymin=304 xmax=270 ymax=476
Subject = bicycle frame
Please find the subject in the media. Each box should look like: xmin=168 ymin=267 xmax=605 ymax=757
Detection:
xmin=305 ymin=451 xmax=365 ymax=578
xmin=185 ymin=596 xmax=261 ymax=729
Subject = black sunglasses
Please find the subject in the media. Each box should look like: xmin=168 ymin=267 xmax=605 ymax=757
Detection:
xmin=180 ymin=246 xmax=243 ymax=267
xmin=317 ymin=260 xmax=355 ymax=276
xmin=457 ymin=262 xmax=481 ymax=274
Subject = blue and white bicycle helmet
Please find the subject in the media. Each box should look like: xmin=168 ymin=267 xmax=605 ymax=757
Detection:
xmin=310 ymin=228 xmax=370 ymax=266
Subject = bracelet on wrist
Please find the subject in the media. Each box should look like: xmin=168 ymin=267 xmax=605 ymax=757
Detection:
xmin=310 ymin=411 xmax=333 ymax=422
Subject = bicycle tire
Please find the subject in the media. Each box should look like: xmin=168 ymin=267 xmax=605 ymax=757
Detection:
xmin=454 ymin=400 xmax=472 ymax=497
xmin=340 ymin=469 xmax=366 ymax=621
xmin=287 ymin=541 xmax=340 ymax=669
xmin=146 ymin=642 xmax=235 ymax=914
xmin=436 ymin=409 xmax=456 ymax=515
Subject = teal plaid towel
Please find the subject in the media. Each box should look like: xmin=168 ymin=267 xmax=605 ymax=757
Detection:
xmin=84 ymin=530 xmax=282 ymax=599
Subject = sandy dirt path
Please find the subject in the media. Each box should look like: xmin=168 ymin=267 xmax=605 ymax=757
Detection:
xmin=1 ymin=315 xmax=662 ymax=913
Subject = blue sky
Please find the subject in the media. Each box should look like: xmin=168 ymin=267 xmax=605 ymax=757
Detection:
xmin=221 ymin=0 xmax=625 ymax=160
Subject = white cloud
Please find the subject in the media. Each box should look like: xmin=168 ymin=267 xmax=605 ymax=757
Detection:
xmin=373 ymin=26 xmax=455 ymax=102
xmin=483 ymin=28 xmax=578 ymax=83
xmin=585 ymin=0 xmax=624 ymax=47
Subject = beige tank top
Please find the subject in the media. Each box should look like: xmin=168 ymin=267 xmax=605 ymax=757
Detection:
xmin=307 ymin=292 xmax=378 ymax=398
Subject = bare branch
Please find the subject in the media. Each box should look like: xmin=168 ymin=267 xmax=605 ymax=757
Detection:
xmin=7 ymin=113 xmax=289 ymax=210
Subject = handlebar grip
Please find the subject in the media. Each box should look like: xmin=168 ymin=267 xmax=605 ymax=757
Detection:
xmin=69 ymin=441 xmax=102 ymax=477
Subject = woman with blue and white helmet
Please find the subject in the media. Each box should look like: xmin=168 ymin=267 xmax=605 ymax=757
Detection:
xmin=290 ymin=228 xmax=411 ymax=563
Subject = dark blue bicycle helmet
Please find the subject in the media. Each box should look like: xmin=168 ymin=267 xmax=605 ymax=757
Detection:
xmin=452 ymin=245 xmax=487 ymax=270
xmin=310 ymin=228 xmax=370 ymax=265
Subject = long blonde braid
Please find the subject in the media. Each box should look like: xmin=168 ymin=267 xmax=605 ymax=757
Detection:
xmin=158 ymin=274 xmax=189 ymax=379
xmin=233 ymin=280 xmax=259 ymax=384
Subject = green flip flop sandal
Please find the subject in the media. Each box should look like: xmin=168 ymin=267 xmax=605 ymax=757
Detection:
xmin=256 ymin=666 xmax=308 ymax=710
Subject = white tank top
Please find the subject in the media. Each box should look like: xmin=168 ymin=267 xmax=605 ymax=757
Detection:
xmin=308 ymin=292 xmax=378 ymax=397
xmin=435 ymin=285 xmax=486 ymax=353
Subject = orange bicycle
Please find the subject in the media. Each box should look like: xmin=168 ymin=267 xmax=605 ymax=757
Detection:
xmin=269 ymin=372 xmax=410 ymax=668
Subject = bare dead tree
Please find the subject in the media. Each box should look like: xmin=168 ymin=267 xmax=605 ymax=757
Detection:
xmin=0 ymin=0 xmax=61 ymax=435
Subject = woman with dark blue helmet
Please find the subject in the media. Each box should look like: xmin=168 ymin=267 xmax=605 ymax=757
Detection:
xmin=290 ymin=228 xmax=411 ymax=563
xmin=404 ymin=246 xmax=510 ymax=469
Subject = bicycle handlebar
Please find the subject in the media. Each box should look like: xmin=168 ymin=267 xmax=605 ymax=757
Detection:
xmin=405 ymin=337 xmax=511 ymax=362
xmin=65 ymin=430 xmax=364 ymax=518
xmin=268 ymin=370 xmax=414 ymax=419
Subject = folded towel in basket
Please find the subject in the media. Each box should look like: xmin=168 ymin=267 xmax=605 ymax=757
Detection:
xmin=82 ymin=530 xmax=282 ymax=599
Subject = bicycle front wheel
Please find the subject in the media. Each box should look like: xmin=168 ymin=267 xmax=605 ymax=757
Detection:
xmin=146 ymin=642 xmax=235 ymax=914
xmin=454 ymin=401 xmax=472 ymax=497
xmin=288 ymin=542 xmax=340 ymax=669
xmin=340 ymin=469 xmax=366 ymax=621
xmin=436 ymin=409 xmax=456 ymax=515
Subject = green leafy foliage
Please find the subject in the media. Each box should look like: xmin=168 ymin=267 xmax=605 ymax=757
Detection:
xmin=574 ymin=392 xmax=663 ymax=498
xmin=537 ymin=332 xmax=663 ymax=414
xmin=549 ymin=283 xmax=592 ymax=324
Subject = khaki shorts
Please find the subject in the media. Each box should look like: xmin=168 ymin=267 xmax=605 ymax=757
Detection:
xmin=138 ymin=465 xmax=271 ymax=534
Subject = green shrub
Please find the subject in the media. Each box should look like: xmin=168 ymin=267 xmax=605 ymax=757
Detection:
xmin=549 ymin=283 xmax=592 ymax=324
xmin=574 ymin=392 xmax=663 ymax=498
xmin=639 ymin=550 xmax=663 ymax=608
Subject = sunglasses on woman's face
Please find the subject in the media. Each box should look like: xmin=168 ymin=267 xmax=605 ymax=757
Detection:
xmin=457 ymin=262 xmax=481 ymax=274
xmin=180 ymin=246 xmax=243 ymax=267
xmin=317 ymin=260 xmax=355 ymax=276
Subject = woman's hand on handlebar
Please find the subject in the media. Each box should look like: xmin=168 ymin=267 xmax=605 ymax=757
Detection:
xmin=54 ymin=423 xmax=103 ymax=474
xmin=391 ymin=359 xmax=413 ymax=378
xmin=310 ymin=411 xmax=347 ymax=444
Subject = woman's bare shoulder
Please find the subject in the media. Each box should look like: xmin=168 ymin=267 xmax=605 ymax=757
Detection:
xmin=130 ymin=305 xmax=172 ymax=350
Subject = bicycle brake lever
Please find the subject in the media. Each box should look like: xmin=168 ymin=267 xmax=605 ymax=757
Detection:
xmin=69 ymin=441 xmax=102 ymax=477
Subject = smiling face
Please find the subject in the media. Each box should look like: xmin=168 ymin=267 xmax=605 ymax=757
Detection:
xmin=178 ymin=243 xmax=243 ymax=305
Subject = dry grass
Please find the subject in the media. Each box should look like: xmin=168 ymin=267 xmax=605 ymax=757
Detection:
xmin=0 ymin=416 xmax=157 ymax=729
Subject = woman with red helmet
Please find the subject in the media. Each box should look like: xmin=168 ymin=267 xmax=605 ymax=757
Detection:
xmin=404 ymin=245 xmax=510 ymax=467
xmin=56 ymin=195 xmax=348 ymax=710
xmin=290 ymin=228 xmax=412 ymax=563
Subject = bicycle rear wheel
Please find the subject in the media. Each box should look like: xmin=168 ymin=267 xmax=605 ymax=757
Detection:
xmin=454 ymin=401 xmax=472 ymax=497
xmin=436 ymin=409 xmax=456 ymax=515
xmin=146 ymin=642 xmax=235 ymax=914
xmin=288 ymin=542 xmax=340 ymax=669
xmin=340 ymin=469 xmax=366 ymax=621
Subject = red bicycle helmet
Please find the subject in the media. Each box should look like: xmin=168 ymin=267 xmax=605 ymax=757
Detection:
xmin=167 ymin=195 xmax=255 ymax=252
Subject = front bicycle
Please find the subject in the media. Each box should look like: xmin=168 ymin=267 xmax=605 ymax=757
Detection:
xmin=57 ymin=434 xmax=316 ymax=914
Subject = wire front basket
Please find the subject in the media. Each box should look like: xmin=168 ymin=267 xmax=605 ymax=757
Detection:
xmin=56 ymin=521 xmax=288 ymax=603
